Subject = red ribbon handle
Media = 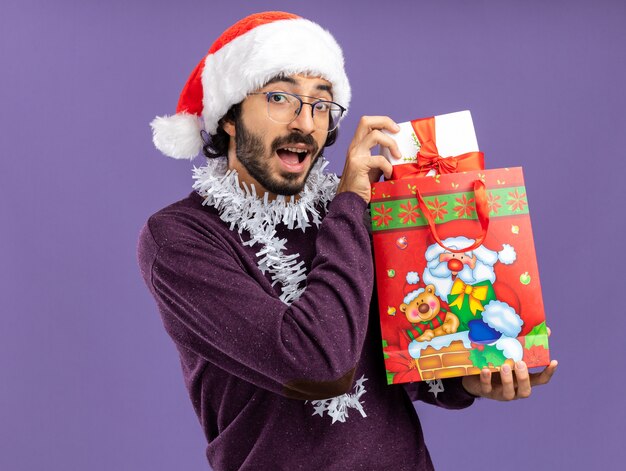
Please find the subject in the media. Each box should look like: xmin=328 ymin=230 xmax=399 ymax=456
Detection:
xmin=415 ymin=180 xmax=490 ymax=253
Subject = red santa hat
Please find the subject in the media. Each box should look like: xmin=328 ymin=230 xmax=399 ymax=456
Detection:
xmin=150 ymin=11 xmax=352 ymax=160
xmin=403 ymin=271 xmax=423 ymax=305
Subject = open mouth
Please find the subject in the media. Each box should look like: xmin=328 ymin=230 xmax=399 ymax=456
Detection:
xmin=276 ymin=146 xmax=310 ymax=171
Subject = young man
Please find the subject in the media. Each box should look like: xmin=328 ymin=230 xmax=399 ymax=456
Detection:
xmin=138 ymin=11 xmax=556 ymax=470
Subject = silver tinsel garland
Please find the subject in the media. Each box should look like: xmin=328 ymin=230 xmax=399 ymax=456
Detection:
xmin=192 ymin=157 xmax=339 ymax=304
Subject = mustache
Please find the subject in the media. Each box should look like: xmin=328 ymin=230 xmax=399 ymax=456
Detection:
xmin=271 ymin=132 xmax=319 ymax=154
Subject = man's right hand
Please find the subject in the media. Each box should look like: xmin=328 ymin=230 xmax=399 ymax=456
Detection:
xmin=336 ymin=116 xmax=401 ymax=204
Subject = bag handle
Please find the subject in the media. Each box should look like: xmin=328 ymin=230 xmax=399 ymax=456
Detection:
xmin=415 ymin=180 xmax=490 ymax=253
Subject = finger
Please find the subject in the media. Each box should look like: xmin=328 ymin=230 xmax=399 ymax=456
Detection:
xmin=354 ymin=116 xmax=400 ymax=142
xmin=369 ymin=155 xmax=394 ymax=180
xmin=480 ymin=368 xmax=493 ymax=396
xmin=530 ymin=359 xmax=558 ymax=386
xmin=500 ymin=363 xmax=516 ymax=401
xmin=356 ymin=129 xmax=402 ymax=159
xmin=514 ymin=361 xmax=531 ymax=398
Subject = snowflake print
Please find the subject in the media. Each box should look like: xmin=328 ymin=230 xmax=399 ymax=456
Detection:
xmin=507 ymin=189 xmax=528 ymax=212
xmin=453 ymin=194 xmax=476 ymax=218
xmin=427 ymin=197 xmax=448 ymax=221
xmin=372 ymin=204 xmax=393 ymax=227
xmin=398 ymin=200 xmax=420 ymax=224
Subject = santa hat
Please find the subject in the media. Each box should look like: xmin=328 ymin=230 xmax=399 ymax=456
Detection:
xmin=150 ymin=11 xmax=351 ymax=160
xmin=403 ymin=272 xmax=423 ymax=305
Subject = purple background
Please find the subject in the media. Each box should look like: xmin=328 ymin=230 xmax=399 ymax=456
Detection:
xmin=1 ymin=1 xmax=624 ymax=469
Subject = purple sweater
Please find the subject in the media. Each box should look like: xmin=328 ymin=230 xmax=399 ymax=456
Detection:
xmin=137 ymin=190 xmax=474 ymax=470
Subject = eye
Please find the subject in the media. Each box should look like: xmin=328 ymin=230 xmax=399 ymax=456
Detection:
xmin=269 ymin=93 xmax=289 ymax=104
xmin=313 ymin=101 xmax=331 ymax=112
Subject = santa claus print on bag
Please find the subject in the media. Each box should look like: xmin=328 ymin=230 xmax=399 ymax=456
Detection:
xmin=372 ymin=167 xmax=551 ymax=384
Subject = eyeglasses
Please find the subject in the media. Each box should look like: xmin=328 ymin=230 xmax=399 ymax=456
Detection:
xmin=247 ymin=91 xmax=346 ymax=132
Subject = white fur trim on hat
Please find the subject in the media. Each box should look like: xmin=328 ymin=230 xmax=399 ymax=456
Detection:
xmin=425 ymin=236 xmax=475 ymax=262
xmin=404 ymin=288 xmax=425 ymax=306
xmin=201 ymin=18 xmax=350 ymax=135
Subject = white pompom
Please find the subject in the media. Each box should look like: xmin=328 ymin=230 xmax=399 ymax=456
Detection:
xmin=498 ymin=244 xmax=517 ymax=265
xmin=150 ymin=112 xmax=203 ymax=159
xmin=406 ymin=271 xmax=420 ymax=284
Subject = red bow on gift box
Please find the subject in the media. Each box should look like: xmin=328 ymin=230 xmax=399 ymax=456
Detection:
xmin=390 ymin=116 xmax=485 ymax=180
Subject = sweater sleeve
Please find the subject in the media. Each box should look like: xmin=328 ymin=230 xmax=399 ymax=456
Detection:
xmin=137 ymin=192 xmax=373 ymax=401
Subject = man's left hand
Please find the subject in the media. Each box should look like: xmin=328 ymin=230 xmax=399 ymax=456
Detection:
xmin=461 ymin=359 xmax=558 ymax=401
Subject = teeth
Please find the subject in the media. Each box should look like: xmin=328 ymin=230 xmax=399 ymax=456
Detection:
xmin=283 ymin=147 xmax=307 ymax=154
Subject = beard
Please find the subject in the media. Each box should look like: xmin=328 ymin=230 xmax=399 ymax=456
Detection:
xmin=234 ymin=118 xmax=321 ymax=196
xmin=423 ymin=258 xmax=498 ymax=300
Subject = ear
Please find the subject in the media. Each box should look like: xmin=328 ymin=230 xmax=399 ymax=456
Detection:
xmin=222 ymin=120 xmax=236 ymax=137
xmin=426 ymin=284 xmax=435 ymax=294
xmin=400 ymin=303 xmax=408 ymax=313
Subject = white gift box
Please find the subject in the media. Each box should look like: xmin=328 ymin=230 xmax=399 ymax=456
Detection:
xmin=381 ymin=110 xmax=480 ymax=173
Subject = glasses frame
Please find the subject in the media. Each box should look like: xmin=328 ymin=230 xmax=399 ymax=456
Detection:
xmin=247 ymin=91 xmax=347 ymax=132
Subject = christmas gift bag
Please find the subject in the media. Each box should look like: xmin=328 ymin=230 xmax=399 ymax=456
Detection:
xmin=371 ymin=167 xmax=550 ymax=385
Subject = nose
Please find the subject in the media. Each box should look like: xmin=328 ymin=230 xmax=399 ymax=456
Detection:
xmin=418 ymin=303 xmax=430 ymax=314
xmin=288 ymin=104 xmax=317 ymax=135
xmin=447 ymin=258 xmax=464 ymax=273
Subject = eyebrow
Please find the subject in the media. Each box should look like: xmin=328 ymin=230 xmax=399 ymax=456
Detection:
xmin=264 ymin=75 xmax=334 ymax=96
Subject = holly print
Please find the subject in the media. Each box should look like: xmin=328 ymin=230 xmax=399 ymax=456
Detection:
xmin=525 ymin=322 xmax=549 ymax=349
xmin=469 ymin=344 xmax=507 ymax=368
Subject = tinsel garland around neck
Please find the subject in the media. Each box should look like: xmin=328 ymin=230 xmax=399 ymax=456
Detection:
xmin=192 ymin=157 xmax=339 ymax=305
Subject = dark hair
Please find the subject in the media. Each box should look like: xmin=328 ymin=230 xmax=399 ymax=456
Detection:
xmin=202 ymin=103 xmax=339 ymax=159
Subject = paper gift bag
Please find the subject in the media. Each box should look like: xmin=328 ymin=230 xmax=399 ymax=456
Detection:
xmin=371 ymin=167 xmax=550 ymax=385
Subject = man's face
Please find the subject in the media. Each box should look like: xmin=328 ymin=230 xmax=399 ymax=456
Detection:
xmin=226 ymin=75 xmax=333 ymax=196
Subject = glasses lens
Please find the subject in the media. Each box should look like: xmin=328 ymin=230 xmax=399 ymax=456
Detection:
xmin=266 ymin=93 xmax=300 ymax=124
xmin=264 ymin=92 xmax=345 ymax=131
xmin=327 ymin=105 xmax=344 ymax=131
xmin=311 ymin=101 xmax=344 ymax=131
